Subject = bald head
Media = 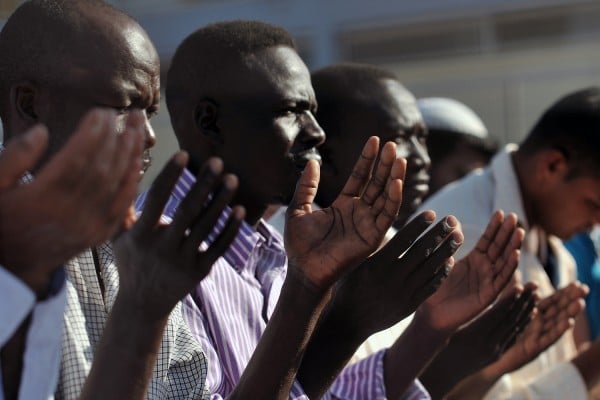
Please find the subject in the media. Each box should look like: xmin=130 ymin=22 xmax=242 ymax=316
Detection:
xmin=0 ymin=0 xmax=160 ymax=167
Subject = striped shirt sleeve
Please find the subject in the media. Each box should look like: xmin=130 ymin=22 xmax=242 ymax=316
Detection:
xmin=329 ymin=350 xmax=431 ymax=400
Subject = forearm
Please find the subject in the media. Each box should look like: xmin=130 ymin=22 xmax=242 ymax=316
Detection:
xmin=296 ymin=305 xmax=365 ymax=399
xmin=80 ymin=292 xmax=169 ymax=400
xmin=384 ymin=315 xmax=450 ymax=399
xmin=229 ymin=266 xmax=330 ymax=400
xmin=572 ymin=338 xmax=600 ymax=390
xmin=445 ymin=369 xmax=501 ymax=400
xmin=419 ymin=335 xmax=488 ymax=398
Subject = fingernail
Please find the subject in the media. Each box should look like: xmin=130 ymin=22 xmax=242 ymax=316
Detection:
xmin=443 ymin=217 xmax=456 ymax=232
xmin=450 ymin=238 xmax=461 ymax=250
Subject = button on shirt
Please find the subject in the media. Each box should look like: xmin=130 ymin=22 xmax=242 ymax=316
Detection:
xmin=137 ymin=169 xmax=430 ymax=400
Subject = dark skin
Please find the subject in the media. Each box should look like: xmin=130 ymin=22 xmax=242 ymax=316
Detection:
xmin=296 ymin=210 xmax=524 ymax=399
xmin=82 ymin=152 xmax=244 ymax=400
xmin=175 ymin=44 xmax=456 ymax=397
xmin=0 ymin=109 xmax=145 ymax=400
xmin=317 ymin=78 xmax=430 ymax=227
xmin=231 ymin=138 xmax=405 ymax=398
xmin=0 ymin=5 xmax=176 ymax=399
xmin=447 ymin=282 xmax=589 ymax=399
xmin=185 ymin=46 xmax=325 ymax=225
xmin=420 ymin=282 xmax=538 ymax=399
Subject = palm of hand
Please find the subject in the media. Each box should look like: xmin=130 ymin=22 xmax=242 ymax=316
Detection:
xmin=286 ymin=196 xmax=385 ymax=289
xmin=422 ymin=251 xmax=492 ymax=331
xmin=418 ymin=211 xmax=523 ymax=333
xmin=285 ymin=138 xmax=404 ymax=291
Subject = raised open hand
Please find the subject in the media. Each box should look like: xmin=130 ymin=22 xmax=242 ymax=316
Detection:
xmin=488 ymin=281 xmax=588 ymax=375
xmin=0 ymin=109 xmax=144 ymax=295
xmin=420 ymin=283 xmax=538 ymax=399
xmin=285 ymin=137 xmax=404 ymax=290
xmin=415 ymin=211 xmax=525 ymax=333
xmin=114 ymin=153 xmax=244 ymax=319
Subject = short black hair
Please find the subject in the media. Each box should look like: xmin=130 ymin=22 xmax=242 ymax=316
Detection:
xmin=520 ymin=87 xmax=600 ymax=178
xmin=166 ymin=20 xmax=296 ymax=142
xmin=0 ymin=0 xmax=134 ymax=119
xmin=311 ymin=63 xmax=399 ymax=141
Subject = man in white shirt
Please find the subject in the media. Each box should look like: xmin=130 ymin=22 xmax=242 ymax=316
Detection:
xmin=417 ymin=87 xmax=600 ymax=399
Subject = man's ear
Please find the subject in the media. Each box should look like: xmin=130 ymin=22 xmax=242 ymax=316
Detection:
xmin=194 ymin=100 xmax=222 ymax=144
xmin=540 ymin=148 xmax=569 ymax=181
xmin=11 ymin=82 xmax=39 ymax=123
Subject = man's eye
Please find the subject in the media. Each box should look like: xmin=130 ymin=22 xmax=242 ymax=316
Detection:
xmin=146 ymin=107 xmax=159 ymax=119
xmin=115 ymin=106 xmax=130 ymax=114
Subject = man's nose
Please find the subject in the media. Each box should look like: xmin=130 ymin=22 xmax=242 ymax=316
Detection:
xmin=300 ymin=111 xmax=325 ymax=148
xmin=403 ymin=135 xmax=431 ymax=170
xmin=143 ymin=116 xmax=157 ymax=151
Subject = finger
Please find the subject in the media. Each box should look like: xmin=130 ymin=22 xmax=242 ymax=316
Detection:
xmin=339 ymin=136 xmax=378 ymax=198
xmin=535 ymin=318 xmax=575 ymax=355
xmin=496 ymin=287 xmax=537 ymax=350
xmin=361 ymin=141 xmax=396 ymax=206
xmin=491 ymin=248 xmax=521 ymax=295
xmin=405 ymin=215 xmax=459 ymax=259
xmin=372 ymin=210 xmax=436 ymax=262
xmin=486 ymin=213 xmax=519 ymax=261
xmin=135 ymin=152 xmax=188 ymax=233
xmin=0 ymin=125 xmax=48 ymax=190
xmin=414 ymin=257 xmax=454 ymax=302
xmin=37 ymin=109 xmax=111 ymax=188
xmin=375 ymin=178 xmax=402 ymax=233
xmin=196 ymin=205 xmax=245 ymax=277
xmin=183 ymin=173 xmax=238 ymax=254
xmin=473 ymin=210 xmax=503 ymax=254
xmin=407 ymin=230 xmax=462 ymax=287
xmin=168 ymin=157 xmax=224 ymax=241
xmin=371 ymin=157 xmax=406 ymax=216
xmin=110 ymin=110 xmax=145 ymax=183
xmin=287 ymin=159 xmax=319 ymax=216
xmin=106 ymin=112 xmax=146 ymax=226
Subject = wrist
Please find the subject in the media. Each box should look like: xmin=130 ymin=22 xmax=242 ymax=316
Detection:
xmin=114 ymin=288 xmax=174 ymax=324
xmin=411 ymin=308 xmax=454 ymax=345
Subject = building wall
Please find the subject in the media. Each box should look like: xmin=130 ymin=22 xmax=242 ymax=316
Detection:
xmin=2 ymin=1 xmax=599 ymax=189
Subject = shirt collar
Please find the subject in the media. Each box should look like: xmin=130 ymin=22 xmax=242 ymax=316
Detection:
xmin=137 ymin=168 xmax=286 ymax=273
xmin=491 ymin=144 xmax=530 ymax=231
xmin=223 ymin=217 xmax=285 ymax=273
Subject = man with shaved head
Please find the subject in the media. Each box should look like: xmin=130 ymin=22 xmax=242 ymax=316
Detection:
xmin=165 ymin=21 xmax=531 ymax=400
xmin=0 ymin=1 xmax=243 ymax=399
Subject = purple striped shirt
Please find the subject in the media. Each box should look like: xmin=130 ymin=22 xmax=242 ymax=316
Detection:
xmin=136 ymin=168 xmax=430 ymax=400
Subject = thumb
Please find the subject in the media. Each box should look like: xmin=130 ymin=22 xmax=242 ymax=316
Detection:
xmin=287 ymin=160 xmax=319 ymax=218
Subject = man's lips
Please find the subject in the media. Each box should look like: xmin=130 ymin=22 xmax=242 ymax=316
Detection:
xmin=140 ymin=151 xmax=152 ymax=175
xmin=404 ymin=173 xmax=430 ymax=198
xmin=293 ymin=149 xmax=322 ymax=170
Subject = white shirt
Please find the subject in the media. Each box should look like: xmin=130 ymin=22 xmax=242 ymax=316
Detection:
xmin=0 ymin=265 xmax=66 ymax=400
xmin=416 ymin=144 xmax=584 ymax=399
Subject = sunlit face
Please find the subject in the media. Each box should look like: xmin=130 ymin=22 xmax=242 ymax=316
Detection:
xmin=215 ymin=46 xmax=325 ymax=208
xmin=39 ymin=20 xmax=160 ymax=177
xmin=535 ymin=174 xmax=600 ymax=240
